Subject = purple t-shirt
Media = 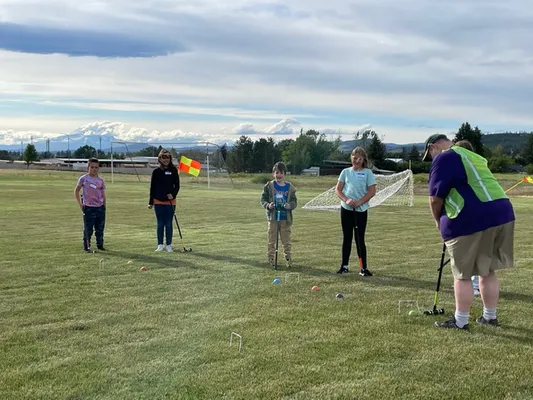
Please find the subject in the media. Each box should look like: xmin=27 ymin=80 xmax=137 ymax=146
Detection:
xmin=77 ymin=174 xmax=106 ymax=207
xmin=429 ymin=150 xmax=515 ymax=241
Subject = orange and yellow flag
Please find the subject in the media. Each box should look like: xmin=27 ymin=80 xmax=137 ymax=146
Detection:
xmin=523 ymin=176 xmax=533 ymax=184
xmin=178 ymin=156 xmax=201 ymax=177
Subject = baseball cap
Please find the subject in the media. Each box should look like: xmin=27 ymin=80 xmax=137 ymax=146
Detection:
xmin=422 ymin=134 xmax=448 ymax=162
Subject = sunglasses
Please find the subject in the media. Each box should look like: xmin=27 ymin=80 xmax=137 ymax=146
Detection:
xmin=160 ymin=155 xmax=170 ymax=159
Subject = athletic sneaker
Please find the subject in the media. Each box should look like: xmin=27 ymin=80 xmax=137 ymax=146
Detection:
xmin=359 ymin=268 xmax=373 ymax=277
xmin=285 ymin=258 xmax=292 ymax=268
xmin=476 ymin=316 xmax=500 ymax=326
xmin=97 ymin=245 xmax=107 ymax=251
xmin=155 ymin=244 xmax=164 ymax=252
xmin=434 ymin=316 xmax=469 ymax=330
xmin=166 ymin=245 xmax=173 ymax=253
xmin=337 ymin=266 xmax=349 ymax=274
xmin=84 ymin=248 xmax=94 ymax=253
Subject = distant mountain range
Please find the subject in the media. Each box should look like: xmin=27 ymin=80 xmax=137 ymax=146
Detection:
xmin=1 ymin=127 xmax=531 ymax=154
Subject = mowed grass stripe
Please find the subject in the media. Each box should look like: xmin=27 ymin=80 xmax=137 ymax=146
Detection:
xmin=1 ymin=170 xmax=532 ymax=400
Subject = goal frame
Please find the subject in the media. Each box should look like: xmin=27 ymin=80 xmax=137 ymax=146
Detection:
xmin=110 ymin=140 xmax=234 ymax=188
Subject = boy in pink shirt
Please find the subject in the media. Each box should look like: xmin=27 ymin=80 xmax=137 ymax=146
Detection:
xmin=74 ymin=158 xmax=107 ymax=253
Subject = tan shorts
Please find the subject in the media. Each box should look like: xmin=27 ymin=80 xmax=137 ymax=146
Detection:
xmin=444 ymin=221 xmax=514 ymax=280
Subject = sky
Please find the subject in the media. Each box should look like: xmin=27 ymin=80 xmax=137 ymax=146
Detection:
xmin=1 ymin=0 xmax=533 ymax=146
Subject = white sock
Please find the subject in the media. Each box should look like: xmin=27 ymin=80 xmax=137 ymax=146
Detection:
xmin=454 ymin=310 xmax=470 ymax=328
xmin=483 ymin=307 xmax=497 ymax=321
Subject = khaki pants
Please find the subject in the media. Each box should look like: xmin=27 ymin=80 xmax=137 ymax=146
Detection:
xmin=445 ymin=221 xmax=514 ymax=280
xmin=267 ymin=220 xmax=292 ymax=262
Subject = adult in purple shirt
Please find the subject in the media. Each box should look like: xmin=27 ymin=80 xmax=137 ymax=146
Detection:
xmin=424 ymin=134 xmax=515 ymax=330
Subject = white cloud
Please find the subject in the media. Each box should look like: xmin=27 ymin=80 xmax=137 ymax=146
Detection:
xmin=1 ymin=0 xmax=533 ymax=145
xmin=264 ymin=118 xmax=301 ymax=135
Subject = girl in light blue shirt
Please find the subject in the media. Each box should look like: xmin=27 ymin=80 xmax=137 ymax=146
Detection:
xmin=334 ymin=147 xmax=377 ymax=276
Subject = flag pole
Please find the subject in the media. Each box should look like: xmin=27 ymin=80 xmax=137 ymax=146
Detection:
xmin=206 ymin=143 xmax=210 ymax=190
xmin=505 ymin=180 xmax=524 ymax=194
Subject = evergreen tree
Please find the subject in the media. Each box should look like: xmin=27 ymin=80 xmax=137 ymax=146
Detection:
xmin=23 ymin=144 xmax=38 ymax=168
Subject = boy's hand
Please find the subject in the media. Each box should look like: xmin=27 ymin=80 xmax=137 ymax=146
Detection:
xmin=268 ymin=202 xmax=275 ymax=209
xmin=283 ymin=203 xmax=291 ymax=209
xmin=167 ymin=194 xmax=173 ymax=200
xmin=148 ymin=204 xmax=153 ymax=209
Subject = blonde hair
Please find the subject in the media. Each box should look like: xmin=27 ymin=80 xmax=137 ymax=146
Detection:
xmin=351 ymin=147 xmax=369 ymax=168
xmin=454 ymin=140 xmax=474 ymax=152
xmin=157 ymin=149 xmax=173 ymax=167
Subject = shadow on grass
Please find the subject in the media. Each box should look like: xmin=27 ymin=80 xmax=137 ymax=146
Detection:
xmin=476 ymin=323 xmax=533 ymax=346
xmin=105 ymin=249 xmax=196 ymax=269
xmin=360 ymin=273 xmax=533 ymax=304
xmin=103 ymin=250 xmax=533 ymax=304
xmin=363 ymin=273 xmax=450 ymax=292
xmin=191 ymin=251 xmax=334 ymax=277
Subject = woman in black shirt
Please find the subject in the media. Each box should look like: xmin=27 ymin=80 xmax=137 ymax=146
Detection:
xmin=148 ymin=149 xmax=180 ymax=252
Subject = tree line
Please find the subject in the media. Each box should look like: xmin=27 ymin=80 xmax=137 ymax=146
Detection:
xmin=5 ymin=122 xmax=533 ymax=174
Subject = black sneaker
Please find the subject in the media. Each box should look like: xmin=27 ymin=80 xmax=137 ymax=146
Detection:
xmin=435 ymin=316 xmax=469 ymax=330
xmin=476 ymin=316 xmax=500 ymax=327
xmin=359 ymin=268 xmax=373 ymax=277
xmin=97 ymin=245 xmax=107 ymax=251
xmin=84 ymin=248 xmax=94 ymax=253
xmin=337 ymin=266 xmax=349 ymax=274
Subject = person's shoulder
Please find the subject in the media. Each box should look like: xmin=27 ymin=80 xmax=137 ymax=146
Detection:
xmin=338 ymin=167 xmax=349 ymax=177
xmin=436 ymin=149 xmax=460 ymax=162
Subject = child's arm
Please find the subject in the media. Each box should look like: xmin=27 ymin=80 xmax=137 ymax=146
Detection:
xmin=172 ymin=167 xmax=180 ymax=199
xmin=148 ymin=170 xmax=156 ymax=207
xmin=74 ymin=185 xmax=83 ymax=211
xmin=286 ymin=185 xmax=297 ymax=210
xmin=260 ymin=183 xmax=274 ymax=209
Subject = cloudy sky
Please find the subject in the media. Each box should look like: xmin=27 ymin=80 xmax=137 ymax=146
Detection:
xmin=1 ymin=0 xmax=532 ymax=146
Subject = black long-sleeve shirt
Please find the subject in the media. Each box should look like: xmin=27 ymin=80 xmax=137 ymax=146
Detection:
xmin=149 ymin=165 xmax=180 ymax=205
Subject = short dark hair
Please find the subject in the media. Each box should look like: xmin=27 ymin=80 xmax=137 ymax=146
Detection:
xmin=88 ymin=158 xmax=99 ymax=164
xmin=272 ymin=162 xmax=287 ymax=174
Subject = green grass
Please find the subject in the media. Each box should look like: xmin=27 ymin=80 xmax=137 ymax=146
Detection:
xmin=1 ymin=170 xmax=533 ymax=400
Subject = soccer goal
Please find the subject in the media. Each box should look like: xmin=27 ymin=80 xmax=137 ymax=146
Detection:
xmin=109 ymin=141 xmax=234 ymax=189
xmin=302 ymin=169 xmax=414 ymax=211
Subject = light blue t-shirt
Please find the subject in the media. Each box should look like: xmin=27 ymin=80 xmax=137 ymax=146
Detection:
xmin=338 ymin=167 xmax=376 ymax=212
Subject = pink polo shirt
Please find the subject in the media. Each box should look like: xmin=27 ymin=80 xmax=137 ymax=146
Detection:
xmin=77 ymin=174 xmax=106 ymax=207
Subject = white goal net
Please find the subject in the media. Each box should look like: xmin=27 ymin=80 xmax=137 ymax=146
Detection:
xmin=302 ymin=169 xmax=414 ymax=211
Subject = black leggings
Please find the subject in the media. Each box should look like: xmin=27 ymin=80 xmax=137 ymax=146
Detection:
xmin=340 ymin=207 xmax=368 ymax=269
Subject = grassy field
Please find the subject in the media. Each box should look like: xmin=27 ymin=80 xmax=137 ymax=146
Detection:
xmin=1 ymin=169 xmax=533 ymax=400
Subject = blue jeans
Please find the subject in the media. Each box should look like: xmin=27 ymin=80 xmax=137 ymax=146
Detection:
xmin=83 ymin=205 xmax=106 ymax=249
xmin=154 ymin=204 xmax=175 ymax=245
